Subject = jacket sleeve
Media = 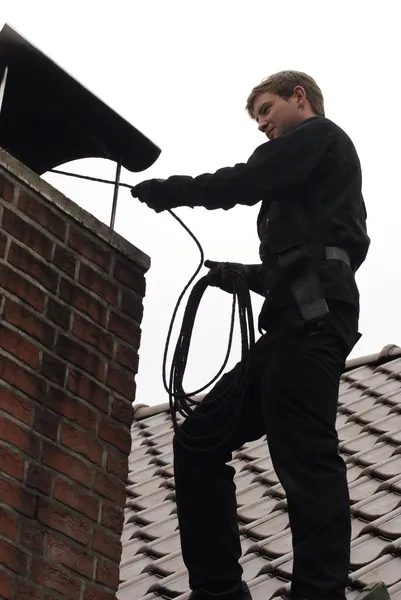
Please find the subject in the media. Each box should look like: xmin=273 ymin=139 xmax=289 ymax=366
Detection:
xmin=147 ymin=118 xmax=333 ymax=211
xmin=244 ymin=264 xmax=265 ymax=296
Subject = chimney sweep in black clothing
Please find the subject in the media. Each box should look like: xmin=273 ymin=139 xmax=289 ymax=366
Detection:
xmin=131 ymin=71 xmax=386 ymax=600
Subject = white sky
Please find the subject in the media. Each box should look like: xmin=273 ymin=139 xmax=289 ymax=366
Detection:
xmin=3 ymin=1 xmax=401 ymax=406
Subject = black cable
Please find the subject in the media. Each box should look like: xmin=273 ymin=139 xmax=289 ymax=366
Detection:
xmin=162 ymin=215 xmax=256 ymax=452
xmin=50 ymin=168 xmax=256 ymax=451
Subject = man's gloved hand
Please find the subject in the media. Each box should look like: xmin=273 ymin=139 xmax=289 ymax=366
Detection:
xmin=205 ymin=260 xmax=248 ymax=294
xmin=131 ymin=179 xmax=167 ymax=213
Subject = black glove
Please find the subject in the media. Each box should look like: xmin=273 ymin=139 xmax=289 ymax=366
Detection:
xmin=131 ymin=179 xmax=167 ymax=213
xmin=205 ymin=261 xmax=248 ymax=294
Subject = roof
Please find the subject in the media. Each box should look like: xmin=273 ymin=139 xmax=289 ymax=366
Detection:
xmin=0 ymin=24 xmax=161 ymax=175
xmin=118 ymin=345 xmax=401 ymax=600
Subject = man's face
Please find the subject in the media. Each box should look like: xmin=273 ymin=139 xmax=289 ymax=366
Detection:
xmin=253 ymin=91 xmax=304 ymax=140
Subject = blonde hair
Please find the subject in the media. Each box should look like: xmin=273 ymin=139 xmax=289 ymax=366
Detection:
xmin=246 ymin=70 xmax=325 ymax=118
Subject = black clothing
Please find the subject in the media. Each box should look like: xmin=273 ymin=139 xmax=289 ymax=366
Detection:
xmin=133 ymin=117 xmax=370 ymax=599
xmin=189 ymin=581 xmax=252 ymax=600
xmin=132 ymin=117 xmax=370 ymax=320
xmin=174 ymin=300 xmax=358 ymax=600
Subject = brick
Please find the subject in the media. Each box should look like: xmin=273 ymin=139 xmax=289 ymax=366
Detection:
xmin=0 ymin=505 xmax=19 ymax=541
xmin=0 ymin=474 xmax=37 ymax=517
xmin=110 ymin=396 xmax=134 ymax=427
xmin=59 ymin=278 xmax=107 ymax=327
xmin=72 ymin=314 xmax=113 ymax=358
xmin=60 ymin=422 xmax=103 ymax=465
xmin=108 ymin=311 xmax=141 ymax=348
xmin=69 ymin=227 xmax=111 ymax=272
xmin=56 ymin=334 xmax=105 ymax=381
xmin=0 ymin=230 xmax=7 ymax=258
xmin=0 ymin=173 xmax=15 ymax=202
xmin=0 ymin=354 xmax=46 ymax=400
xmin=94 ymin=471 xmax=126 ymax=506
xmin=46 ymin=297 xmax=71 ymax=330
xmin=47 ymin=386 xmax=97 ymax=434
xmin=40 ymin=352 xmax=67 ymax=386
xmin=120 ymin=288 xmax=144 ymax=322
xmin=42 ymin=442 xmax=94 ymax=489
xmin=0 ymin=386 xmax=31 ymax=424
xmin=115 ymin=342 xmax=139 ymax=373
xmin=66 ymin=369 xmax=109 ymax=414
xmin=0 ymin=263 xmax=46 ymax=311
xmin=18 ymin=189 xmax=66 ymax=240
xmin=8 ymin=242 xmax=58 ymax=293
xmin=36 ymin=497 xmax=90 ymax=546
xmin=2 ymin=208 xmax=53 ymax=260
xmin=54 ymin=245 xmax=76 ymax=278
xmin=53 ymin=476 xmax=99 ymax=521
xmin=0 ymin=443 xmax=25 ymax=481
xmin=0 ymin=414 xmax=40 ymax=460
xmin=100 ymin=502 xmax=124 ymax=532
xmin=106 ymin=366 xmax=136 ymax=400
xmin=114 ymin=258 xmax=146 ymax=296
xmin=31 ymin=557 xmax=81 ymax=600
xmin=26 ymin=463 xmax=53 ymax=495
xmin=0 ymin=538 xmax=29 ymax=575
xmin=92 ymin=528 xmax=121 ymax=561
xmin=98 ymin=418 xmax=131 ymax=454
xmin=13 ymin=580 xmax=41 ymax=600
xmin=96 ymin=557 xmax=119 ymax=589
xmin=20 ymin=521 xmax=45 ymax=553
xmin=3 ymin=298 xmax=55 ymax=347
xmin=106 ymin=449 xmax=127 ymax=481
xmin=0 ymin=324 xmax=40 ymax=368
xmin=78 ymin=263 xmax=118 ymax=305
xmin=46 ymin=534 xmax=94 ymax=578
xmin=84 ymin=584 xmax=117 ymax=600
xmin=33 ymin=406 xmax=60 ymax=441
xmin=0 ymin=567 xmax=13 ymax=599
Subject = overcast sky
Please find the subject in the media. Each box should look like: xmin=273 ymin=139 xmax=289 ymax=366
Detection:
xmin=3 ymin=1 xmax=401 ymax=406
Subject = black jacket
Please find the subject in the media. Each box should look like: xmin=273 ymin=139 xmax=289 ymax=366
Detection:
xmin=141 ymin=117 xmax=370 ymax=315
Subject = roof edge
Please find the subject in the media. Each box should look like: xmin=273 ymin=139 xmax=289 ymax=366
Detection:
xmin=343 ymin=343 xmax=401 ymax=372
xmin=133 ymin=403 xmax=171 ymax=420
xmin=133 ymin=345 xmax=401 ymax=420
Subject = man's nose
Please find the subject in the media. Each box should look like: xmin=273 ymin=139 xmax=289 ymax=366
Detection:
xmin=258 ymin=117 xmax=269 ymax=132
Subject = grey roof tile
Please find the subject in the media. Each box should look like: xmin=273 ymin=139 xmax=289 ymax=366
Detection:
xmin=348 ymin=476 xmax=383 ymax=504
xmin=349 ymin=554 xmax=401 ymax=587
xmin=388 ymin=581 xmax=401 ymax=600
xmin=238 ymin=496 xmax=286 ymax=523
xmin=351 ymin=491 xmax=401 ymax=520
xmin=117 ymin=573 xmax=163 ymax=600
xmin=350 ymin=534 xmax=388 ymax=569
xmin=118 ymin=350 xmax=401 ymax=600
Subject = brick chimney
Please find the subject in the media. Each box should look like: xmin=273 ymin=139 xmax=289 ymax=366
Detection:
xmin=0 ymin=149 xmax=150 ymax=600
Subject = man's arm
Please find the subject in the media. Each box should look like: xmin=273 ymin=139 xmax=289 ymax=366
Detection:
xmin=132 ymin=118 xmax=334 ymax=212
xmin=245 ymin=264 xmax=265 ymax=296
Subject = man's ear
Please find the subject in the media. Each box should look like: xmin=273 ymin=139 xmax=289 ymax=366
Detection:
xmin=293 ymin=85 xmax=307 ymax=107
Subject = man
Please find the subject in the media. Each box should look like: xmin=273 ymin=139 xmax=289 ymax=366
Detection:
xmin=131 ymin=71 xmax=370 ymax=600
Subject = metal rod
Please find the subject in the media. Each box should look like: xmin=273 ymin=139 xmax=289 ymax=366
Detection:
xmin=0 ymin=66 xmax=9 ymax=115
xmin=110 ymin=159 xmax=122 ymax=230
xmin=51 ymin=168 xmax=117 ymax=186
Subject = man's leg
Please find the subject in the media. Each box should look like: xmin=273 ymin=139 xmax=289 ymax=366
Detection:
xmin=260 ymin=304 xmax=358 ymax=600
xmin=173 ymin=360 xmax=264 ymax=592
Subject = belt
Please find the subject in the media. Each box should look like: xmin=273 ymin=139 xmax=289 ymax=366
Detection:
xmin=263 ymin=245 xmax=352 ymax=325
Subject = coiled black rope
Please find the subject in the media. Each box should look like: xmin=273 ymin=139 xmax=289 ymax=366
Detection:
xmin=50 ymin=169 xmax=256 ymax=451
xmin=164 ymin=211 xmax=256 ymax=452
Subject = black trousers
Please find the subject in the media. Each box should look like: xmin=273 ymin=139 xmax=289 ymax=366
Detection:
xmin=173 ymin=300 xmax=360 ymax=600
